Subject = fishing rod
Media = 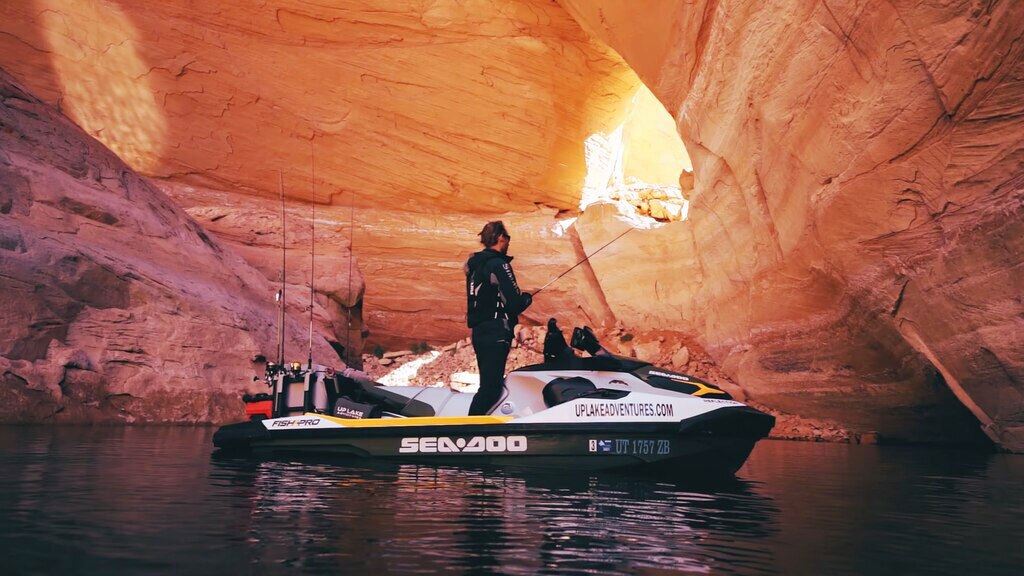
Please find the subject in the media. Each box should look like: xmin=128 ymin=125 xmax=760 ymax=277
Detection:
xmin=533 ymin=225 xmax=634 ymax=296
xmin=307 ymin=138 xmax=316 ymax=370
xmin=344 ymin=184 xmax=356 ymax=365
xmin=277 ymin=171 xmax=287 ymax=366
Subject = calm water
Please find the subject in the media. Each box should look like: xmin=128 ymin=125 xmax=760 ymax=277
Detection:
xmin=0 ymin=427 xmax=1021 ymax=575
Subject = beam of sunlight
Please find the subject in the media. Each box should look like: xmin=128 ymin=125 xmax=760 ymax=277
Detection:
xmin=38 ymin=0 xmax=165 ymax=172
xmin=581 ymin=83 xmax=691 ymax=227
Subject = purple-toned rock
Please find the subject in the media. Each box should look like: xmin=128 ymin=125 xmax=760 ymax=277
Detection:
xmin=0 ymin=71 xmax=341 ymax=424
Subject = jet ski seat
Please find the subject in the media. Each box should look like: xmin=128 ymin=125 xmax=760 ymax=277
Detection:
xmin=325 ymin=370 xmax=435 ymax=417
xmin=542 ymin=377 xmax=597 ymax=407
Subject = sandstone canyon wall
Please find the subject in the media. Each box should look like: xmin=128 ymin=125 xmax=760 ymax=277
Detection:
xmin=0 ymin=70 xmax=340 ymax=423
xmin=561 ymin=0 xmax=1024 ymax=450
xmin=0 ymin=0 xmax=674 ymax=349
xmin=0 ymin=0 xmax=1020 ymax=450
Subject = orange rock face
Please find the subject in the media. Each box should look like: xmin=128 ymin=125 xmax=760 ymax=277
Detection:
xmin=562 ymin=0 xmax=1024 ymax=450
xmin=0 ymin=0 xmax=667 ymax=348
xmin=0 ymin=1 xmax=1021 ymax=450
xmin=0 ymin=0 xmax=637 ymax=212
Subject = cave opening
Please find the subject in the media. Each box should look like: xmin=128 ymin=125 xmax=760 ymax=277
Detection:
xmin=580 ymin=81 xmax=692 ymax=227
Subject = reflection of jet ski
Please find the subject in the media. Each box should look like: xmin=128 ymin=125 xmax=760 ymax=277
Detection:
xmin=213 ymin=319 xmax=774 ymax=475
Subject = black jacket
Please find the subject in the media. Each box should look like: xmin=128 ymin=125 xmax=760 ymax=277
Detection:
xmin=465 ymin=249 xmax=532 ymax=329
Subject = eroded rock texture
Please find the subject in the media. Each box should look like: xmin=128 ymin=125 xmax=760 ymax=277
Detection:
xmin=0 ymin=0 xmax=654 ymax=348
xmin=158 ymin=183 xmax=366 ymax=367
xmin=0 ymin=0 xmax=1020 ymax=449
xmin=0 ymin=70 xmax=339 ymax=423
xmin=562 ymin=0 xmax=1024 ymax=449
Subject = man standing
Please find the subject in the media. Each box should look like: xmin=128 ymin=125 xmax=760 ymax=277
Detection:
xmin=465 ymin=221 xmax=532 ymax=415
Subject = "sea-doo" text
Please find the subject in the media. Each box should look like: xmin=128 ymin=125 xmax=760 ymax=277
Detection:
xmin=399 ymin=435 xmax=528 ymax=454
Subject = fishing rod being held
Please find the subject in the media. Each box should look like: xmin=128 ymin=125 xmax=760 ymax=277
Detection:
xmin=532 ymin=225 xmax=634 ymax=297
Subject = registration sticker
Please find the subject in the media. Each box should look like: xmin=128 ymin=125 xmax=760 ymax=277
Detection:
xmin=588 ymin=438 xmax=671 ymax=455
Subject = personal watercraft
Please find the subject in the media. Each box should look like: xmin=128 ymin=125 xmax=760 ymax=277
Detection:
xmin=213 ymin=320 xmax=775 ymax=475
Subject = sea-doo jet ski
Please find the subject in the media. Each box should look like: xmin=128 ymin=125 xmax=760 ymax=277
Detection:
xmin=213 ymin=319 xmax=775 ymax=475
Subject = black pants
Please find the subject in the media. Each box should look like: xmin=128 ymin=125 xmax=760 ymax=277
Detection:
xmin=468 ymin=322 xmax=511 ymax=416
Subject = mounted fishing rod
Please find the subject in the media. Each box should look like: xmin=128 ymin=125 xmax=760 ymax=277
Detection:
xmin=301 ymin=132 xmax=352 ymax=369
xmin=532 ymin=225 xmax=634 ymax=296
xmin=307 ymin=138 xmax=316 ymax=370
xmin=260 ymin=163 xmax=330 ymax=420
xmin=344 ymin=178 xmax=356 ymax=364
xmin=277 ymin=171 xmax=287 ymax=366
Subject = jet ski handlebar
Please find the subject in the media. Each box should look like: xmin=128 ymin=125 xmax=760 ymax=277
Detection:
xmin=570 ymin=325 xmax=610 ymax=356
xmin=544 ymin=318 xmax=612 ymax=362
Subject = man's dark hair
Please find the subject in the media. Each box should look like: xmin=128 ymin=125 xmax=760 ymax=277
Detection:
xmin=478 ymin=221 xmax=509 ymax=247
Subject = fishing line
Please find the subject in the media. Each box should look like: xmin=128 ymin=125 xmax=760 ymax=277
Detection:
xmin=533 ymin=225 xmax=634 ymax=296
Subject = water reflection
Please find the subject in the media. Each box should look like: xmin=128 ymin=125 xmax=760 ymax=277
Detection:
xmin=746 ymin=441 xmax=1023 ymax=576
xmin=2 ymin=427 xmax=1021 ymax=575
xmin=210 ymin=455 xmax=780 ymax=575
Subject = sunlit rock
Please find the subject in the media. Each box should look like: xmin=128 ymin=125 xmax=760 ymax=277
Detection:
xmin=0 ymin=0 xmax=686 ymax=348
xmin=562 ymin=0 xmax=1024 ymax=450
xmin=0 ymin=0 xmax=1019 ymax=450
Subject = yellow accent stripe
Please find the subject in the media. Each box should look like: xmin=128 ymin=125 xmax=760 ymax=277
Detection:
xmin=689 ymin=381 xmax=722 ymax=397
xmin=313 ymin=413 xmax=513 ymax=427
xmin=667 ymin=377 xmax=723 ymax=397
